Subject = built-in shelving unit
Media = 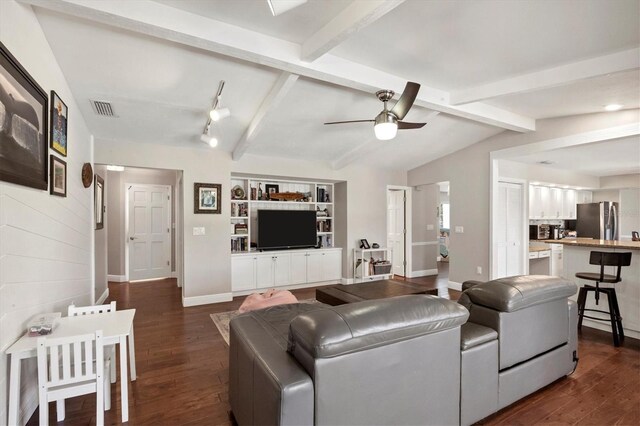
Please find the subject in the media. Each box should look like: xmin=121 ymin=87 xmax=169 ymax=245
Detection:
xmin=230 ymin=176 xmax=335 ymax=253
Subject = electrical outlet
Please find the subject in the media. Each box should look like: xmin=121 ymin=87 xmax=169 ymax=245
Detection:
xmin=193 ymin=227 xmax=205 ymax=236
xmin=476 ymin=266 xmax=482 ymax=275
xmin=427 ymin=224 xmax=434 ymax=230
xmin=455 ymin=226 xmax=464 ymax=233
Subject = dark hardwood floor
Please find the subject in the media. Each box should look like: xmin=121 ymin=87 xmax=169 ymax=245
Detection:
xmin=28 ymin=268 xmax=640 ymax=425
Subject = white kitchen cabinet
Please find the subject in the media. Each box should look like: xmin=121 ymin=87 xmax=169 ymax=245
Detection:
xmin=549 ymin=244 xmax=563 ymax=277
xmin=529 ymin=185 xmax=551 ymax=219
xmin=232 ymin=248 xmax=342 ymax=293
xmin=231 ymin=256 xmax=257 ymax=292
xmin=549 ymin=188 xmax=563 ymax=219
xmin=577 ymin=190 xmax=592 ymax=204
xmin=562 ymin=189 xmax=577 ymax=219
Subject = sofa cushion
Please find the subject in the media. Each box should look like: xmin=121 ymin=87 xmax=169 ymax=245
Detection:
xmin=463 ymin=275 xmax=577 ymax=312
xmin=288 ymin=295 xmax=469 ymax=359
xmin=460 ymin=322 xmax=498 ymax=351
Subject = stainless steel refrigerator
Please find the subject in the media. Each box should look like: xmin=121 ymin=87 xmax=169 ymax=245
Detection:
xmin=576 ymin=202 xmax=619 ymax=240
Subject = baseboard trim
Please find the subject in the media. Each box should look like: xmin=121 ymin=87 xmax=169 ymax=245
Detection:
xmin=182 ymin=292 xmax=233 ymax=307
xmin=171 ymin=271 xmax=178 ymax=278
xmin=341 ymin=278 xmax=354 ymax=285
xmin=107 ymin=274 xmax=126 ymax=283
xmin=409 ymin=269 xmax=438 ymax=278
xmin=583 ymin=319 xmax=640 ymax=340
xmin=448 ymin=281 xmax=463 ymax=291
xmin=96 ymin=288 xmax=109 ymax=305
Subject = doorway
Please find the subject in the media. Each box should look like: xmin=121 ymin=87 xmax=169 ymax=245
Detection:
xmin=387 ymin=186 xmax=412 ymax=277
xmin=437 ymin=181 xmax=450 ymax=271
xmin=126 ymin=184 xmax=172 ymax=281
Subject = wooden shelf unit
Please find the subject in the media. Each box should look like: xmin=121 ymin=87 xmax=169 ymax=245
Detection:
xmin=230 ymin=176 xmax=335 ymax=253
xmin=353 ymin=247 xmax=393 ymax=283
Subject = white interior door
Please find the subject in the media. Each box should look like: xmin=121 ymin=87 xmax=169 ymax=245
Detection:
xmin=494 ymin=182 xmax=524 ymax=279
xmin=128 ymin=185 xmax=171 ymax=281
xmin=387 ymin=190 xmax=405 ymax=277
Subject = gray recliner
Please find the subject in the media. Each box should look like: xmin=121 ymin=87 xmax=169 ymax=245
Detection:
xmin=228 ymin=275 xmax=578 ymax=426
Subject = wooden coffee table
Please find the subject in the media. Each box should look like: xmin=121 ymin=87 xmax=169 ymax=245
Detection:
xmin=316 ymin=280 xmax=438 ymax=306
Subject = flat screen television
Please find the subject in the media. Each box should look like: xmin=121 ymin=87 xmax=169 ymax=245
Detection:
xmin=258 ymin=209 xmax=317 ymax=250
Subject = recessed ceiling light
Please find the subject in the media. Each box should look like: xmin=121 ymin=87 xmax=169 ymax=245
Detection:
xmin=604 ymin=104 xmax=623 ymax=111
xmin=106 ymin=165 xmax=124 ymax=172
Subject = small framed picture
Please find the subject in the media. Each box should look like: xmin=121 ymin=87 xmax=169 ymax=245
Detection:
xmin=195 ymin=182 xmax=221 ymax=214
xmin=49 ymin=155 xmax=66 ymax=197
xmin=265 ymin=184 xmax=279 ymax=200
xmin=50 ymin=91 xmax=68 ymax=157
xmin=360 ymin=239 xmax=370 ymax=249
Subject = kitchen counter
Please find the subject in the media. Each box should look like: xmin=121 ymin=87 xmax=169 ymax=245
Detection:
xmin=545 ymin=238 xmax=640 ymax=250
xmin=529 ymin=246 xmax=551 ymax=253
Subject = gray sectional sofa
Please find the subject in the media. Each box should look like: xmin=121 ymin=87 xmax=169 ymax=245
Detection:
xmin=228 ymin=275 xmax=578 ymax=425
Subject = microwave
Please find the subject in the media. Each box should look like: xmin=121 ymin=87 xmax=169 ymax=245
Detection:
xmin=530 ymin=224 xmax=550 ymax=240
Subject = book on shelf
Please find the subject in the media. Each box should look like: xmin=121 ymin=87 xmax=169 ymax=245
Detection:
xmin=231 ymin=238 xmax=248 ymax=252
xmin=234 ymin=223 xmax=248 ymax=234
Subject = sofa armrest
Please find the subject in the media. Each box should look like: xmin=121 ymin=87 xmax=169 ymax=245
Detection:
xmin=462 ymin=280 xmax=485 ymax=291
xmin=230 ymin=315 xmax=313 ymax=426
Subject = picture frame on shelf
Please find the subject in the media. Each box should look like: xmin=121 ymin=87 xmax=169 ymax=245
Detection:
xmin=195 ymin=182 xmax=221 ymax=214
xmin=265 ymin=184 xmax=279 ymax=200
xmin=50 ymin=91 xmax=68 ymax=157
xmin=49 ymin=155 xmax=66 ymax=197
xmin=0 ymin=41 xmax=48 ymax=190
xmin=94 ymin=174 xmax=104 ymax=229
xmin=360 ymin=239 xmax=370 ymax=249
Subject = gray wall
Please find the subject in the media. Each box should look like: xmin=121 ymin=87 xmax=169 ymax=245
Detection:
xmin=408 ymin=109 xmax=640 ymax=284
xmin=105 ymin=167 xmax=178 ymax=277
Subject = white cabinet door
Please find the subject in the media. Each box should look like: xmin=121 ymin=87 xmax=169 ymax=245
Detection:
xmin=232 ymin=256 xmax=257 ymax=292
xmin=495 ymin=182 xmax=523 ymax=279
xmin=529 ymin=185 xmax=541 ymax=218
xmin=256 ymin=256 xmax=274 ymax=288
xmin=551 ymin=251 xmax=563 ymax=277
xmin=562 ymin=189 xmax=576 ymax=219
xmin=577 ymin=190 xmax=592 ymax=204
xmin=539 ymin=186 xmax=551 ymax=219
xmin=549 ymin=188 xmax=563 ymax=219
xmin=322 ymin=251 xmax=342 ymax=281
xmin=290 ymin=253 xmax=308 ymax=284
xmin=272 ymin=254 xmax=291 ymax=286
xmin=307 ymin=252 xmax=324 ymax=283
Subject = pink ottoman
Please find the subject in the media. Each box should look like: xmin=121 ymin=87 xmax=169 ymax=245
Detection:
xmin=238 ymin=289 xmax=299 ymax=313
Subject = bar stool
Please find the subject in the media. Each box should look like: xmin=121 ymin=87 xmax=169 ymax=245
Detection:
xmin=575 ymin=251 xmax=632 ymax=346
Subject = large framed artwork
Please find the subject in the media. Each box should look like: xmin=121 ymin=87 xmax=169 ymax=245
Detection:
xmin=194 ymin=182 xmax=221 ymax=214
xmin=0 ymin=42 xmax=48 ymax=190
xmin=50 ymin=91 xmax=68 ymax=156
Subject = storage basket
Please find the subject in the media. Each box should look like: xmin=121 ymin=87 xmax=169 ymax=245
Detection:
xmin=373 ymin=262 xmax=392 ymax=275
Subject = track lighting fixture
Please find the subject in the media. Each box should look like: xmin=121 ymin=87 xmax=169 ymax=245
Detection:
xmin=200 ymin=80 xmax=228 ymax=148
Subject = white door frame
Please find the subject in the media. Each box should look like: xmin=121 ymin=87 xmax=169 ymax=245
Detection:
xmin=493 ymin=178 xmax=528 ymax=278
xmin=387 ymin=185 xmax=412 ymax=278
xmin=124 ymin=183 xmax=172 ymax=282
xmin=489 ymin=123 xmax=639 ymax=279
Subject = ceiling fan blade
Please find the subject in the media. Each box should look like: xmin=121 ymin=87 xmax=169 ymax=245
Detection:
xmin=397 ymin=121 xmax=426 ymax=129
xmin=324 ymin=119 xmax=375 ymax=125
xmin=390 ymin=82 xmax=420 ymax=120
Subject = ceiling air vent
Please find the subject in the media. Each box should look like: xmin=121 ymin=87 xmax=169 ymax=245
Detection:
xmin=90 ymin=100 xmax=117 ymax=117
xmin=537 ymin=160 xmax=555 ymax=165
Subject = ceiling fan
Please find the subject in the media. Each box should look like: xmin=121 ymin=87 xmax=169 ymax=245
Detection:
xmin=324 ymin=82 xmax=426 ymax=140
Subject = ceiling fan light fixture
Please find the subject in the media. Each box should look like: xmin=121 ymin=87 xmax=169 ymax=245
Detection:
xmin=374 ymin=122 xmax=398 ymax=140
xmin=210 ymin=107 xmax=230 ymax=121
xmin=374 ymin=111 xmax=398 ymax=140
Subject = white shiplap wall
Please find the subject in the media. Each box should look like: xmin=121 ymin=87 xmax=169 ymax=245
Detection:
xmin=0 ymin=1 xmax=94 ymax=424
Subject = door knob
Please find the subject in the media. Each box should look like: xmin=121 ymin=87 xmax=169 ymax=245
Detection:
xmin=130 ymin=237 xmax=136 ymax=240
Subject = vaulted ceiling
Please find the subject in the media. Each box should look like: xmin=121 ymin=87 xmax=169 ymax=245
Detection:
xmin=22 ymin=0 xmax=640 ymax=170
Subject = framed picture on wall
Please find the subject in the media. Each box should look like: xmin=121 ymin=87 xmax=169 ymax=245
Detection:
xmin=194 ymin=182 xmax=221 ymax=214
xmin=95 ymin=174 xmax=104 ymax=229
xmin=50 ymin=91 xmax=68 ymax=156
xmin=49 ymin=155 xmax=66 ymax=197
xmin=0 ymin=41 xmax=49 ymax=190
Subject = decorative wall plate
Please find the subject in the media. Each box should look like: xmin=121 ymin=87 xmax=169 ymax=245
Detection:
xmin=232 ymin=185 xmax=246 ymax=200
xmin=81 ymin=163 xmax=93 ymax=188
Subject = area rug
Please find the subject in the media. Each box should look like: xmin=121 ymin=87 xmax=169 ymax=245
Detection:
xmin=210 ymin=298 xmax=318 ymax=345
